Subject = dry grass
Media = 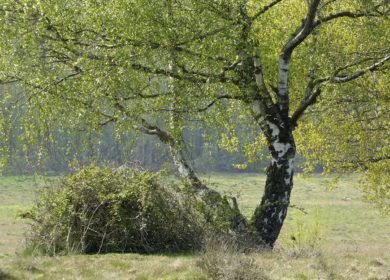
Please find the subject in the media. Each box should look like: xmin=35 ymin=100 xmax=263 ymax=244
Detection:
xmin=1 ymin=250 xmax=389 ymax=280
xmin=0 ymin=175 xmax=49 ymax=255
xmin=195 ymin=233 xmax=390 ymax=280
xmin=0 ymin=254 xmax=208 ymax=280
xmin=0 ymin=223 xmax=28 ymax=255
xmin=198 ymin=236 xmax=270 ymax=280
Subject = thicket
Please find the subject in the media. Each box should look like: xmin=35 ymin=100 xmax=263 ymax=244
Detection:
xmin=22 ymin=165 xmax=209 ymax=255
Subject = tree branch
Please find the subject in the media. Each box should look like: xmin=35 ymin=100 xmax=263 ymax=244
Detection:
xmin=196 ymin=94 xmax=242 ymax=112
xmin=276 ymin=0 xmax=320 ymax=121
xmin=176 ymin=27 xmax=226 ymax=46
xmin=331 ymin=54 xmax=390 ymax=83
xmin=313 ymin=11 xmax=370 ymax=28
xmin=313 ymin=3 xmax=387 ymax=29
xmin=281 ymin=0 xmax=321 ymax=59
xmin=251 ymin=0 xmax=284 ymax=21
xmin=291 ymin=53 xmax=390 ymax=127
xmin=173 ymin=61 xmax=234 ymax=84
xmin=291 ymin=87 xmax=322 ymax=128
xmin=156 ymin=94 xmax=242 ymax=114
xmin=0 ymin=76 xmax=20 ymax=85
xmin=130 ymin=62 xmax=208 ymax=84
xmin=253 ymin=55 xmax=275 ymax=108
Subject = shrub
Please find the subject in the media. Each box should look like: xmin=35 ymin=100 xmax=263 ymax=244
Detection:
xmin=22 ymin=165 xmax=207 ymax=255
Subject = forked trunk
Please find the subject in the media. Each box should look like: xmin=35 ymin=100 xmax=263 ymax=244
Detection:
xmin=253 ymin=130 xmax=296 ymax=247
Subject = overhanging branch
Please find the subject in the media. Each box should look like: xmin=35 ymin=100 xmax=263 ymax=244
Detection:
xmin=331 ymin=54 xmax=390 ymax=83
xmin=291 ymin=53 xmax=390 ymax=127
xmin=313 ymin=3 xmax=388 ymax=29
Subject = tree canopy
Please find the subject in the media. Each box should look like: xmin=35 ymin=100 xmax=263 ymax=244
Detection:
xmin=1 ymin=0 xmax=390 ymax=246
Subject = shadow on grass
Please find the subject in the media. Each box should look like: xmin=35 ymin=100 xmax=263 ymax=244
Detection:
xmin=0 ymin=269 xmax=17 ymax=280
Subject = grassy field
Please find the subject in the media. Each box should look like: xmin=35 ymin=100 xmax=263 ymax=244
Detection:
xmin=0 ymin=173 xmax=389 ymax=279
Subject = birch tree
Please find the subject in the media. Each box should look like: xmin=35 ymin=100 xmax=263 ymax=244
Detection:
xmin=1 ymin=0 xmax=389 ymax=247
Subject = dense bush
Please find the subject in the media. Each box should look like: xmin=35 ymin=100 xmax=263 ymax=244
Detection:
xmin=22 ymin=165 xmax=208 ymax=255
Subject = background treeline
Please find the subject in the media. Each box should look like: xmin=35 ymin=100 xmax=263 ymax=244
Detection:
xmin=2 ymin=84 xmax=311 ymax=175
xmin=3 ymin=120 xmax=312 ymax=175
xmin=3 ymin=122 xmax=273 ymax=174
xmin=0 ymin=85 xmax=264 ymax=174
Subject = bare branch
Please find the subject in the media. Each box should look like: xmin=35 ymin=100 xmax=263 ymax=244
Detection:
xmin=332 ymin=57 xmax=379 ymax=77
xmin=318 ymin=0 xmax=337 ymax=10
xmin=173 ymin=60 xmax=234 ymax=84
xmin=124 ymin=91 xmax=171 ymax=100
xmin=133 ymin=119 xmax=176 ymax=146
xmin=194 ymin=94 xmax=240 ymax=113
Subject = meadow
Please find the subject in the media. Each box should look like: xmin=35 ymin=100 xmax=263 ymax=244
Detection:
xmin=0 ymin=173 xmax=389 ymax=279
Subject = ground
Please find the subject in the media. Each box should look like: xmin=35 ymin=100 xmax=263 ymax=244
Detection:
xmin=0 ymin=173 xmax=389 ymax=279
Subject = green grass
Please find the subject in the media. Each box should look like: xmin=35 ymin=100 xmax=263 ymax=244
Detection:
xmin=1 ymin=173 xmax=390 ymax=279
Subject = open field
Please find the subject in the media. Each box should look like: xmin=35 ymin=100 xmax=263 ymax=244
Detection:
xmin=0 ymin=173 xmax=390 ymax=279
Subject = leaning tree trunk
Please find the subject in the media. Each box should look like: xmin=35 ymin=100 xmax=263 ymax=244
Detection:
xmin=252 ymin=128 xmax=296 ymax=247
xmin=165 ymin=60 xmax=248 ymax=233
xmin=134 ymin=118 xmax=247 ymax=233
xmin=170 ymin=144 xmax=248 ymax=233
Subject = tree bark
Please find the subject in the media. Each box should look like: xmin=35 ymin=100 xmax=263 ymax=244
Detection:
xmin=252 ymin=128 xmax=296 ymax=248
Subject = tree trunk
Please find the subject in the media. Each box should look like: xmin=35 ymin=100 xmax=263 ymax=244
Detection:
xmin=170 ymin=145 xmax=247 ymax=233
xmin=252 ymin=129 xmax=296 ymax=248
xmin=132 ymin=119 xmax=247 ymax=233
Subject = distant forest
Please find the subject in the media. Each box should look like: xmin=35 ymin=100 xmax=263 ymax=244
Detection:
xmin=3 ymin=117 xmax=312 ymax=175
xmin=3 ymin=123 xmax=260 ymax=174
